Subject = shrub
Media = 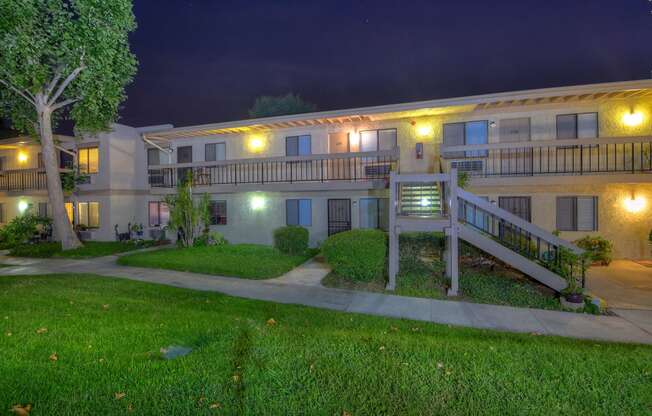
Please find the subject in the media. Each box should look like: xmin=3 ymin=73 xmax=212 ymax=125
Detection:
xmin=0 ymin=213 xmax=51 ymax=248
xmin=322 ymin=229 xmax=387 ymax=281
xmin=574 ymin=235 xmax=613 ymax=266
xmin=273 ymin=226 xmax=309 ymax=255
xmin=399 ymin=232 xmax=445 ymax=272
xmin=194 ymin=231 xmax=227 ymax=247
xmin=10 ymin=242 xmax=61 ymax=258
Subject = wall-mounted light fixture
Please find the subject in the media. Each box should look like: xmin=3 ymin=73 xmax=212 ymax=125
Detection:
xmin=415 ymin=124 xmax=433 ymax=138
xmin=17 ymin=151 xmax=28 ymax=163
xmin=18 ymin=200 xmax=28 ymax=213
xmin=250 ymin=195 xmax=266 ymax=211
xmin=623 ymin=192 xmax=646 ymax=213
xmin=247 ymin=135 xmax=265 ymax=153
xmin=623 ymin=110 xmax=644 ymax=127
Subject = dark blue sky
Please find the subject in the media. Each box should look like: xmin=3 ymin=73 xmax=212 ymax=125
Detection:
xmin=121 ymin=0 xmax=652 ymax=128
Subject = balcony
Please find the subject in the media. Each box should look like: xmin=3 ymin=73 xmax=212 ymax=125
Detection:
xmin=148 ymin=148 xmax=400 ymax=189
xmin=0 ymin=168 xmax=48 ymax=191
xmin=441 ymin=136 xmax=652 ymax=178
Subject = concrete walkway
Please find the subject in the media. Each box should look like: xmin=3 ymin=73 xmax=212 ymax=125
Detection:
xmin=1 ymin=255 xmax=652 ymax=345
xmin=587 ymin=260 xmax=652 ymax=310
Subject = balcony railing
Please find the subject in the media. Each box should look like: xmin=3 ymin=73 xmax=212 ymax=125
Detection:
xmin=441 ymin=136 xmax=652 ymax=177
xmin=0 ymin=168 xmax=48 ymax=191
xmin=148 ymin=148 xmax=400 ymax=188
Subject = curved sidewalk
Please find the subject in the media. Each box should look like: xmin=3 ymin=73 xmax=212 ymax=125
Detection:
xmin=1 ymin=255 xmax=652 ymax=345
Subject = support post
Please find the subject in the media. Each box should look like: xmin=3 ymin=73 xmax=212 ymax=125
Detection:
xmin=387 ymin=172 xmax=398 ymax=291
xmin=446 ymin=168 xmax=459 ymax=296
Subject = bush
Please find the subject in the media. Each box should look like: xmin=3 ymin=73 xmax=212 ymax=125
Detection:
xmin=273 ymin=226 xmax=309 ymax=255
xmin=322 ymin=229 xmax=387 ymax=281
xmin=194 ymin=231 xmax=227 ymax=247
xmin=0 ymin=213 xmax=51 ymax=248
xmin=399 ymin=232 xmax=445 ymax=272
xmin=574 ymin=235 xmax=613 ymax=266
xmin=10 ymin=242 xmax=61 ymax=258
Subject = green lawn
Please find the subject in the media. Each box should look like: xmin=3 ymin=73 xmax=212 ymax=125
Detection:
xmin=323 ymin=259 xmax=563 ymax=311
xmin=117 ymin=244 xmax=318 ymax=279
xmin=0 ymin=275 xmax=650 ymax=415
xmin=8 ymin=241 xmax=157 ymax=259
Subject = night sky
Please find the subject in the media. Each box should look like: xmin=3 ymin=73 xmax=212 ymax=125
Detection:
xmin=121 ymin=0 xmax=652 ymax=128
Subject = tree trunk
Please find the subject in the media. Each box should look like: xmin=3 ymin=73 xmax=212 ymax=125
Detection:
xmin=37 ymin=102 xmax=82 ymax=250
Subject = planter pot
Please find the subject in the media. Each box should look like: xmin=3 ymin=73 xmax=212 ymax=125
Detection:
xmin=561 ymin=295 xmax=585 ymax=311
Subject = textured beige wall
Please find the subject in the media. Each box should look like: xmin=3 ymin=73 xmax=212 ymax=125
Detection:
xmin=469 ymin=183 xmax=652 ymax=260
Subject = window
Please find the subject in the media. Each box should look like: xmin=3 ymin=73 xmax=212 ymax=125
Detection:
xmin=498 ymin=197 xmax=532 ymax=222
xmin=147 ymin=148 xmax=161 ymax=166
xmin=59 ymin=151 xmax=74 ymax=169
xmin=78 ymin=147 xmax=99 ymax=174
xmin=148 ymin=201 xmax=169 ymax=227
xmin=177 ymin=146 xmax=193 ymax=163
xmin=205 ymin=143 xmax=226 ymax=161
xmin=443 ymin=121 xmax=488 ymax=158
xmin=286 ymin=199 xmax=312 ymax=226
xmin=359 ymin=129 xmax=397 ymax=152
xmin=286 ymin=135 xmax=311 ymax=156
xmin=38 ymin=202 xmax=48 ymax=218
xmin=556 ymin=113 xmax=598 ymax=139
xmin=359 ymin=198 xmax=389 ymax=230
xmin=0 ymin=203 xmax=4 ymax=223
xmin=499 ymin=117 xmax=531 ymax=143
xmin=65 ymin=202 xmax=74 ymax=224
xmin=37 ymin=152 xmax=45 ymax=168
xmin=78 ymin=202 xmax=100 ymax=228
xmin=556 ymin=196 xmax=598 ymax=231
xmin=209 ymin=200 xmax=227 ymax=225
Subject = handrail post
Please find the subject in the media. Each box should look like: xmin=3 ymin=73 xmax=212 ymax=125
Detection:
xmin=387 ymin=171 xmax=398 ymax=291
xmin=447 ymin=168 xmax=459 ymax=296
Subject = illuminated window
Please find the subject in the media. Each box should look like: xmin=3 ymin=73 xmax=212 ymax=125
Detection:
xmin=78 ymin=202 xmax=100 ymax=228
xmin=64 ymin=202 xmax=74 ymax=224
xmin=148 ymin=201 xmax=169 ymax=227
xmin=78 ymin=147 xmax=99 ymax=174
xmin=359 ymin=129 xmax=397 ymax=152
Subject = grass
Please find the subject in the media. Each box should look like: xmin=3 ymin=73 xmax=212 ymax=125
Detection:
xmin=0 ymin=275 xmax=650 ymax=415
xmin=8 ymin=241 xmax=157 ymax=259
xmin=117 ymin=244 xmax=318 ymax=279
xmin=322 ymin=259 xmax=563 ymax=311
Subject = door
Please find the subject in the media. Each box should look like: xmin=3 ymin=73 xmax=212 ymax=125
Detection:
xmin=328 ymin=199 xmax=351 ymax=236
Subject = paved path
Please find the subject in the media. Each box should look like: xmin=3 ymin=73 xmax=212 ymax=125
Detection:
xmin=587 ymin=260 xmax=652 ymax=310
xmin=1 ymin=255 xmax=652 ymax=345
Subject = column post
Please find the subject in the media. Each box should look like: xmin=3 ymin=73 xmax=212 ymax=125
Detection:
xmin=447 ymin=168 xmax=459 ymax=296
xmin=387 ymin=172 xmax=398 ymax=291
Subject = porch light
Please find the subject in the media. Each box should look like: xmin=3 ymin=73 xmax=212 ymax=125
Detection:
xmin=247 ymin=135 xmax=265 ymax=153
xmin=416 ymin=124 xmax=433 ymax=138
xmin=250 ymin=195 xmax=266 ymax=211
xmin=623 ymin=111 xmax=643 ymax=127
xmin=18 ymin=200 xmax=28 ymax=213
xmin=17 ymin=151 xmax=28 ymax=163
xmin=623 ymin=194 xmax=645 ymax=213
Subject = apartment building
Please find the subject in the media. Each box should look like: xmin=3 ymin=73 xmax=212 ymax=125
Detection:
xmin=1 ymin=80 xmax=651 ymax=259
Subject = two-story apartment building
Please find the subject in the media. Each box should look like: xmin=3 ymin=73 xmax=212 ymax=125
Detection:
xmin=1 ymin=79 xmax=651 ymax=259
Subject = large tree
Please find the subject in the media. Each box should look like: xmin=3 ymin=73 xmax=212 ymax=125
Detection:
xmin=0 ymin=0 xmax=137 ymax=249
xmin=248 ymin=93 xmax=317 ymax=118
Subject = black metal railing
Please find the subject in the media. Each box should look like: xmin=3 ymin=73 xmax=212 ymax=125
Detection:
xmin=148 ymin=149 xmax=399 ymax=188
xmin=458 ymin=195 xmax=585 ymax=286
xmin=443 ymin=137 xmax=652 ymax=178
xmin=0 ymin=168 xmax=48 ymax=191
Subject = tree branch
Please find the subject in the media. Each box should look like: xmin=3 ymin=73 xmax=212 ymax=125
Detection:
xmin=0 ymin=78 xmax=36 ymax=106
xmin=44 ymin=67 xmax=64 ymax=100
xmin=48 ymin=63 xmax=85 ymax=106
xmin=51 ymin=97 xmax=80 ymax=111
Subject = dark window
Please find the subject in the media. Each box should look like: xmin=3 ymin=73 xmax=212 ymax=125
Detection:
xmin=147 ymin=148 xmax=160 ymax=166
xmin=209 ymin=200 xmax=227 ymax=225
xmin=0 ymin=203 xmax=4 ymax=223
xmin=38 ymin=202 xmax=48 ymax=218
xmin=556 ymin=196 xmax=598 ymax=231
xmin=59 ymin=151 xmax=74 ymax=169
xmin=205 ymin=143 xmax=226 ymax=161
xmin=359 ymin=198 xmax=389 ymax=230
xmin=286 ymin=135 xmax=311 ymax=156
xmin=286 ymin=199 xmax=311 ymax=226
xmin=148 ymin=201 xmax=170 ymax=227
xmin=498 ymin=197 xmax=532 ymax=222
xmin=177 ymin=146 xmax=193 ymax=163
xmin=556 ymin=113 xmax=598 ymax=139
xmin=37 ymin=152 xmax=44 ymax=168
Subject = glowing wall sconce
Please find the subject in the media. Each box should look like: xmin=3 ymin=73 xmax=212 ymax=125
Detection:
xmin=623 ymin=111 xmax=644 ymax=127
xmin=17 ymin=151 xmax=28 ymax=163
xmin=247 ymin=135 xmax=265 ymax=153
xmin=18 ymin=200 xmax=28 ymax=213
xmin=416 ymin=124 xmax=433 ymax=138
xmin=623 ymin=193 xmax=646 ymax=213
xmin=250 ymin=195 xmax=266 ymax=211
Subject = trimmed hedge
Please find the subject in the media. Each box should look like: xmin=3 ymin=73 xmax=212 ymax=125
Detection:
xmin=273 ymin=226 xmax=309 ymax=255
xmin=322 ymin=229 xmax=387 ymax=281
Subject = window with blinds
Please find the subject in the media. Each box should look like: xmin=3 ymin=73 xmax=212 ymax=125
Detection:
xmin=556 ymin=196 xmax=598 ymax=231
xmin=205 ymin=143 xmax=226 ymax=161
xmin=209 ymin=200 xmax=227 ymax=225
xmin=78 ymin=147 xmax=99 ymax=174
xmin=78 ymin=202 xmax=100 ymax=228
xmin=556 ymin=113 xmax=598 ymax=139
xmin=286 ymin=199 xmax=312 ymax=226
xmin=285 ymin=135 xmax=311 ymax=156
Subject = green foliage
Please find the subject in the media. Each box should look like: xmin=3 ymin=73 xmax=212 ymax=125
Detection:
xmin=574 ymin=235 xmax=613 ymax=266
xmin=193 ymin=231 xmax=226 ymax=247
xmin=399 ymin=232 xmax=445 ymax=273
xmin=164 ymin=177 xmax=210 ymax=248
xmin=273 ymin=226 xmax=309 ymax=255
xmin=322 ymin=229 xmax=387 ymax=282
xmin=59 ymin=170 xmax=89 ymax=193
xmin=118 ymin=244 xmax=318 ymax=279
xmin=248 ymin=93 xmax=317 ymax=118
xmin=0 ymin=213 xmax=51 ymax=248
xmin=0 ymin=0 xmax=138 ymax=134
xmin=457 ymin=171 xmax=470 ymax=189
xmin=9 ymin=240 xmax=155 ymax=258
